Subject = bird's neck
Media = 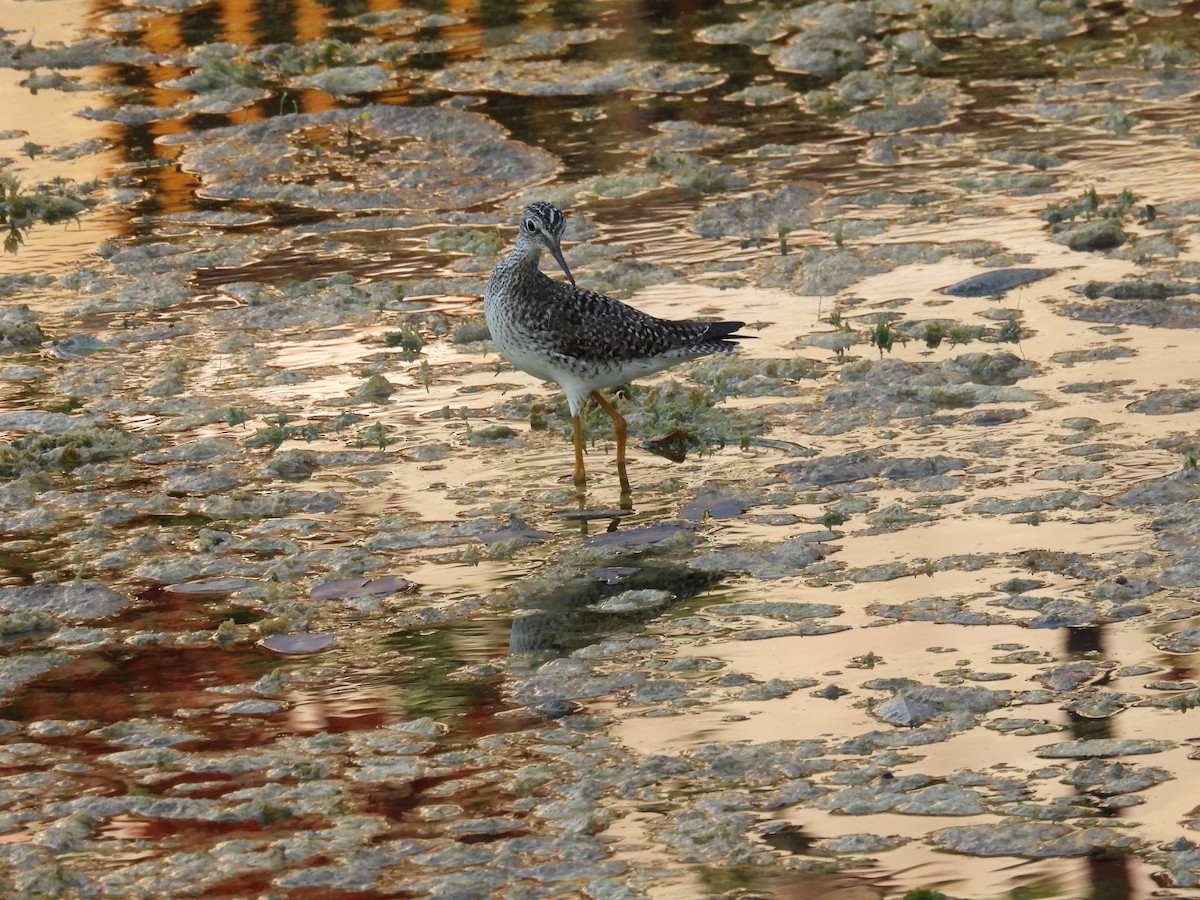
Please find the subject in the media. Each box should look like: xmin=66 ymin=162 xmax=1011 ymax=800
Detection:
xmin=506 ymin=234 xmax=542 ymax=271
xmin=489 ymin=235 xmax=543 ymax=287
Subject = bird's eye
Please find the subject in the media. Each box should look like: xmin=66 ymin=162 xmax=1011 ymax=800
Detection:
xmin=523 ymin=219 xmax=537 ymax=232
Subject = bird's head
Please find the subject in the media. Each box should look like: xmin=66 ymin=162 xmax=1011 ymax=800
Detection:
xmin=519 ymin=202 xmax=575 ymax=287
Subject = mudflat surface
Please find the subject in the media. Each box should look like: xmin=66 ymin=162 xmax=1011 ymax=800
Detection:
xmin=2 ymin=0 xmax=1200 ymax=896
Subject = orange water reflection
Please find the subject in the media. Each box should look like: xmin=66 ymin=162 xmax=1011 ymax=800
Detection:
xmin=5 ymin=0 xmax=1200 ymax=896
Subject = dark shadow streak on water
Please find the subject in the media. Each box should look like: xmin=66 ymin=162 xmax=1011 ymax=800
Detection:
xmin=407 ymin=559 xmax=724 ymax=658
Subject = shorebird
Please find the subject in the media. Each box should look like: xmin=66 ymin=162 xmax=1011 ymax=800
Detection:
xmin=483 ymin=201 xmax=748 ymax=485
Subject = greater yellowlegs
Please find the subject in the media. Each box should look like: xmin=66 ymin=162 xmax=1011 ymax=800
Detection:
xmin=484 ymin=201 xmax=748 ymax=485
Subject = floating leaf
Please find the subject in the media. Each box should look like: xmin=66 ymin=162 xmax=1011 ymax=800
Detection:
xmin=258 ymin=631 xmax=335 ymax=655
xmin=588 ymin=524 xmax=697 ymax=549
xmin=165 ymin=577 xmax=257 ymax=595
xmin=680 ymin=496 xmax=744 ymax=521
xmin=941 ymin=267 xmax=1054 ymax=297
xmin=558 ymin=508 xmax=635 ymax=521
xmin=311 ymin=576 xmax=413 ymax=601
xmin=591 ymin=566 xmax=639 ymax=585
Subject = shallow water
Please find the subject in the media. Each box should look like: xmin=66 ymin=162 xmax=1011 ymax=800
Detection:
xmin=5 ymin=0 xmax=1200 ymax=896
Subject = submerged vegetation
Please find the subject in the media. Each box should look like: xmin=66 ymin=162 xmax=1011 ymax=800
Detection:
xmin=0 ymin=170 xmax=101 ymax=252
xmin=0 ymin=425 xmax=151 ymax=478
xmin=2 ymin=0 xmax=1200 ymax=896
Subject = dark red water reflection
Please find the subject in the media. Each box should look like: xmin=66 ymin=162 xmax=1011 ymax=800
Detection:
xmin=2 ymin=582 xmax=524 ymax=754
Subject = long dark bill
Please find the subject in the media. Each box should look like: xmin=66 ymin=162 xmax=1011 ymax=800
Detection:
xmin=548 ymin=241 xmax=576 ymax=287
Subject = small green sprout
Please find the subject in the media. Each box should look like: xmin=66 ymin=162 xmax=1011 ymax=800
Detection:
xmin=871 ymin=320 xmax=894 ymax=355
xmin=247 ymin=425 xmax=287 ymax=451
xmin=362 ymin=421 xmax=390 ymax=449
xmin=820 ymin=510 xmax=846 ymax=528
xmin=946 ymin=323 xmax=979 ymax=346
xmin=385 ymin=326 xmax=424 ymax=356
xmin=1082 ymin=186 xmax=1100 ymax=216
xmin=997 ymin=319 xmax=1022 ymax=343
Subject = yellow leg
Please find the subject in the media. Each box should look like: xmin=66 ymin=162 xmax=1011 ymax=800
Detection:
xmin=617 ymin=459 xmax=632 ymax=509
xmin=590 ymin=390 xmax=627 ymax=465
xmin=572 ymin=414 xmax=586 ymax=485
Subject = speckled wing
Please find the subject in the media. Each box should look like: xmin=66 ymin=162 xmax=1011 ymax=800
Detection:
xmin=532 ymin=276 xmax=746 ymax=364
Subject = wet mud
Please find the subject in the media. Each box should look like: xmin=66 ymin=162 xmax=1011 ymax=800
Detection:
xmin=3 ymin=0 xmax=1200 ymax=896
